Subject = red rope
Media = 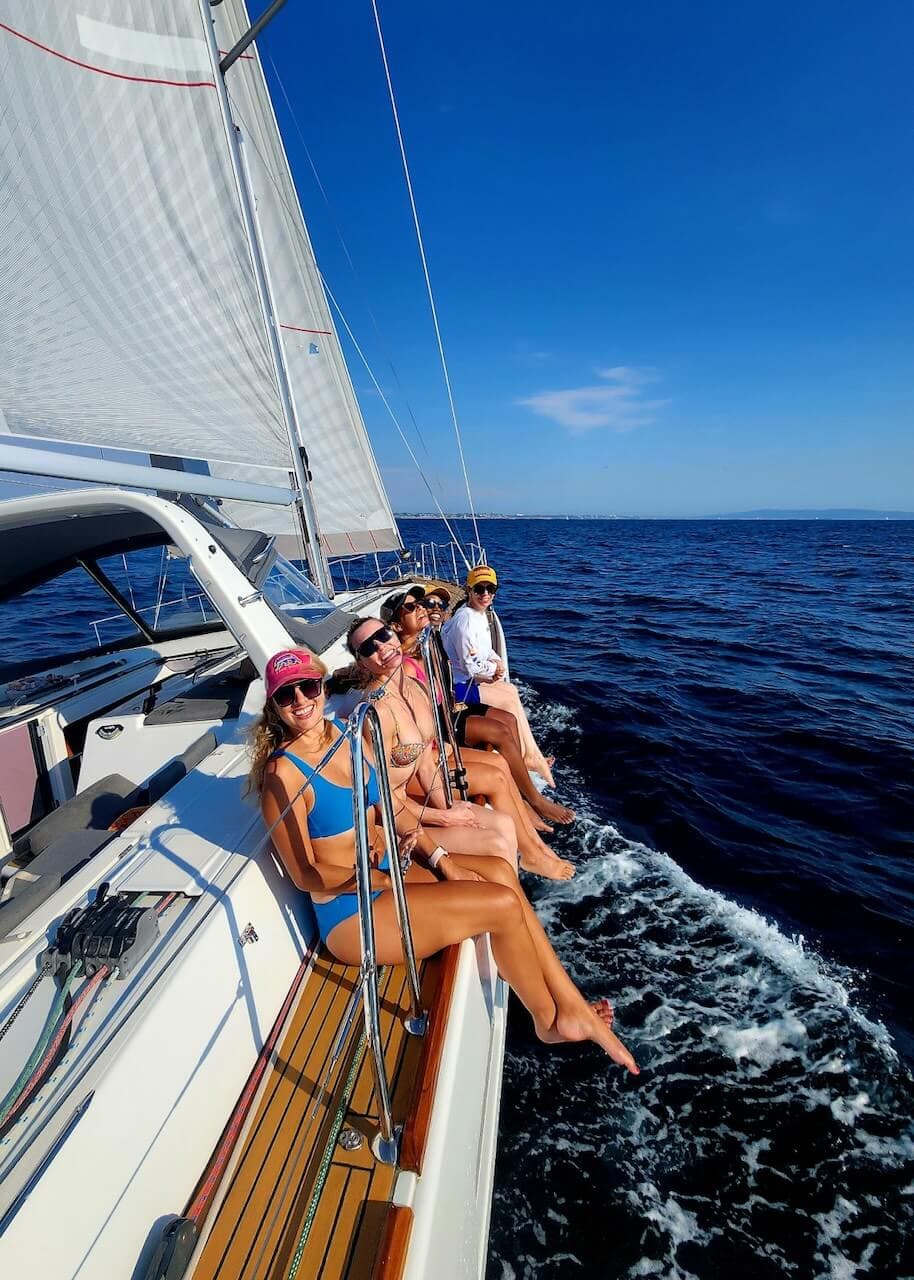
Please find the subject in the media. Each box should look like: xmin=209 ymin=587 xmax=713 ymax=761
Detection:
xmin=4 ymin=967 xmax=109 ymax=1127
xmin=0 ymin=21 xmax=215 ymax=89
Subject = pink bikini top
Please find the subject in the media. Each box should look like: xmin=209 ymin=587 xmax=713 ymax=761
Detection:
xmin=402 ymin=654 xmax=443 ymax=704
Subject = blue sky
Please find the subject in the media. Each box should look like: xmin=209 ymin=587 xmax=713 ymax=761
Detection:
xmin=255 ymin=0 xmax=914 ymax=516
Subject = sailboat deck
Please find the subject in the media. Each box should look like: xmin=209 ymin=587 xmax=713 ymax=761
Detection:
xmin=192 ymin=950 xmax=447 ymax=1280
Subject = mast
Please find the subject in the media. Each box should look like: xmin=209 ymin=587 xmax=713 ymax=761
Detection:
xmin=197 ymin=0 xmax=334 ymax=597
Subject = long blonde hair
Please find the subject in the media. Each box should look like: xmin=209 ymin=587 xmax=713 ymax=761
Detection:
xmin=248 ymin=651 xmax=329 ymax=796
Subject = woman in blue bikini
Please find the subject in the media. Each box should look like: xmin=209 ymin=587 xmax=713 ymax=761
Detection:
xmin=251 ymin=647 xmax=639 ymax=1074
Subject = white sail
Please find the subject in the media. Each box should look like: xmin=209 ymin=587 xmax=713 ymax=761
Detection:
xmin=0 ymin=2 xmax=400 ymax=557
xmin=0 ymin=2 xmax=290 ymax=469
xmin=211 ymin=1 xmax=400 ymax=557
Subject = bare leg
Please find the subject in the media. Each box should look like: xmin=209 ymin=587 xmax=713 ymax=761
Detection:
xmin=326 ymin=866 xmax=638 ymax=1072
xmin=449 ymin=855 xmax=615 ymax=1029
xmin=447 ymin=856 xmax=629 ymax=1058
xmin=526 ymin=803 xmax=554 ymax=834
xmin=463 ymin=712 xmax=574 ymax=824
xmin=401 ymin=794 xmax=518 ymax=869
xmin=478 ymin=680 xmax=556 ymax=787
xmin=461 ymin=749 xmax=575 ymax=881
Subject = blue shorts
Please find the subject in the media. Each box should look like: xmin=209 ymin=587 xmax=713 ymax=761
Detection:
xmin=311 ymin=852 xmax=390 ymax=944
xmin=453 ymin=679 xmax=482 ymax=705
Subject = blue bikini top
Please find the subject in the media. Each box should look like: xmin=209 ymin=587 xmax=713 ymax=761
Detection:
xmin=273 ymin=718 xmax=380 ymax=839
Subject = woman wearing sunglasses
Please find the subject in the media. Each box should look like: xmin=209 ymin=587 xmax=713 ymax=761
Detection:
xmin=442 ymin=565 xmax=557 ymax=789
xmin=346 ymin=619 xmax=574 ymax=880
xmin=252 ymin=648 xmax=638 ymax=1074
xmin=422 ymin=588 xmax=450 ymax=627
xmin=386 ymin=584 xmax=575 ymax=830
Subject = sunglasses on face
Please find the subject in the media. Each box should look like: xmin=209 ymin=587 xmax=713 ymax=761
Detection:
xmin=273 ymin=677 xmax=323 ymax=707
xmin=471 ymin=583 xmax=497 ymax=597
xmin=425 ymin=598 xmax=446 ymax=610
xmin=397 ymin=599 xmax=426 ymax=616
xmin=355 ymin=625 xmax=396 ymax=658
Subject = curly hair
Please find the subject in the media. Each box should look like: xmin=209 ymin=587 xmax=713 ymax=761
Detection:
xmin=248 ymin=650 xmax=329 ymax=795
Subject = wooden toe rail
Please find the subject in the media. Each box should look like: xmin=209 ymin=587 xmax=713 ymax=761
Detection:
xmin=190 ymin=945 xmax=454 ymax=1280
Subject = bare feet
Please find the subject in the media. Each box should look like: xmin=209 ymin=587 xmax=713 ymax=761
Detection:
xmin=519 ymin=847 xmax=575 ymax=881
xmin=527 ymin=755 xmax=556 ymax=790
xmin=591 ymin=997 xmax=614 ymax=1027
xmin=528 ymin=808 xmax=554 ymax=834
xmin=535 ymin=1007 xmax=639 ymax=1074
xmin=535 ymin=795 xmax=575 ymax=825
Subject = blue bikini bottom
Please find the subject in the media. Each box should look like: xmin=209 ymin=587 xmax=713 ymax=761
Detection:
xmin=311 ymin=852 xmax=391 ymax=944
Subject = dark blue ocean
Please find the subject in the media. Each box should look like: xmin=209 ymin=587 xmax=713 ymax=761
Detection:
xmin=399 ymin=517 xmax=914 ymax=1280
xmin=3 ymin=515 xmax=913 ymax=1277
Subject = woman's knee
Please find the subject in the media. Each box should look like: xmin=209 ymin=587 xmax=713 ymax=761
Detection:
xmin=486 ymin=883 xmax=523 ymax=926
xmin=490 ymin=821 xmax=517 ymax=865
xmin=484 ymin=720 xmax=510 ymax=750
xmin=479 ymin=855 xmax=518 ymax=888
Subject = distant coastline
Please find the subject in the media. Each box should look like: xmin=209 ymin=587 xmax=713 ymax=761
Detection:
xmin=397 ymin=509 xmax=914 ymax=521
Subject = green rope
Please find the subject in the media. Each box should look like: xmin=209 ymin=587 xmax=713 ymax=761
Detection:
xmin=286 ymin=1029 xmax=369 ymax=1280
xmin=0 ymin=963 xmax=81 ymax=1128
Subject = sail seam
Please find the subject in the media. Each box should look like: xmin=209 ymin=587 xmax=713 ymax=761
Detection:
xmin=0 ymin=21 xmax=215 ymax=88
xmin=321 ymin=277 xmax=472 ymax=569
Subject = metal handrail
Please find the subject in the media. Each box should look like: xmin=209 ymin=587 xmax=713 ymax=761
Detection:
xmin=328 ymin=538 xmax=487 ymax=595
xmin=348 ymin=702 xmax=427 ymax=1164
xmin=417 ymin=627 xmax=469 ymax=803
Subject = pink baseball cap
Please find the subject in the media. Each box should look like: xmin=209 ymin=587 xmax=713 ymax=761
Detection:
xmin=265 ymin=649 xmax=324 ymax=700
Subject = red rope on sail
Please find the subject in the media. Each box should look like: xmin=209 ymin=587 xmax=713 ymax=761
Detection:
xmin=0 ymin=21 xmax=215 ymax=89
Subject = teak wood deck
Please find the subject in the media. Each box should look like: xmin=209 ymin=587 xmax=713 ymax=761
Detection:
xmin=191 ymin=946 xmax=456 ymax=1280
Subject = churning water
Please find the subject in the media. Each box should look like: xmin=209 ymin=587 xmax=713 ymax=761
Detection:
xmin=401 ymin=519 xmax=914 ymax=1280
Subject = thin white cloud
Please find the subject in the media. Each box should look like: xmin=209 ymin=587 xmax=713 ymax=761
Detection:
xmin=519 ymin=366 xmax=669 ymax=432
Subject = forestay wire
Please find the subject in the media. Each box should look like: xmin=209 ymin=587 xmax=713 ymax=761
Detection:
xmin=370 ymin=0 xmax=482 ymax=554
xmin=226 ymin=90 xmax=472 ymax=573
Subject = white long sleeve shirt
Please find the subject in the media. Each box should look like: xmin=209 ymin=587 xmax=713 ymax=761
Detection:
xmin=442 ymin=606 xmax=499 ymax=683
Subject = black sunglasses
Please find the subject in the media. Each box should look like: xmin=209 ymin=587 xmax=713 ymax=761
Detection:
xmin=355 ymin=625 xmax=396 ymax=658
xmin=273 ymin=677 xmax=323 ymax=706
xmin=397 ymin=599 xmax=426 ymax=616
xmin=425 ymin=598 xmax=446 ymax=610
xmin=471 ymin=583 xmax=498 ymax=597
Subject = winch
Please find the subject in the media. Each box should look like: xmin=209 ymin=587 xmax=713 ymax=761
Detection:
xmin=43 ymin=882 xmax=159 ymax=979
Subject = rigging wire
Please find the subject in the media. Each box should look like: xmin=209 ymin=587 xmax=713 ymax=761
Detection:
xmin=227 ymin=87 xmax=470 ymax=569
xmin=369 ymin=0 xmax=482 ymax=553
xmin=268 ymin=56 xmax=437 ymax=472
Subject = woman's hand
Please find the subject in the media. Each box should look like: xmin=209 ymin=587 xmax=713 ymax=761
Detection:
xmin=398 ymin=830 xmax=419 ymax=861
xmin=436 ymin=801 xmax=483 ymax=829
xmin=437 ymin=856 xmax=483 ymax=883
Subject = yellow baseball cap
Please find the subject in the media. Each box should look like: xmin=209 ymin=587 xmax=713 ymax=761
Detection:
xmin=466 ymin=565 xmax=498 ymax=590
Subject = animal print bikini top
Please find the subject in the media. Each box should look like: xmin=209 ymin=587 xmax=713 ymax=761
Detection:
xmin=387 ymin=703 xmax=430 ymax=768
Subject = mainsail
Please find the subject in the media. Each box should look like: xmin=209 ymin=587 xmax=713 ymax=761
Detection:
xmin=0 ymin=1 xmax=400 ymax=558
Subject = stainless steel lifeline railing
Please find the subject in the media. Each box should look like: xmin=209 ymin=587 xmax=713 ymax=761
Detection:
xmin=348 ymin=701 xmax=427 ymax=1164
xmin=417 ymin=627 xmax=470 ymax=803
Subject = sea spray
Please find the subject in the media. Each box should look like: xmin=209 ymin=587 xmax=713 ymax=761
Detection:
xmin=487 ymin=689 xmax=914 ymax=1280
